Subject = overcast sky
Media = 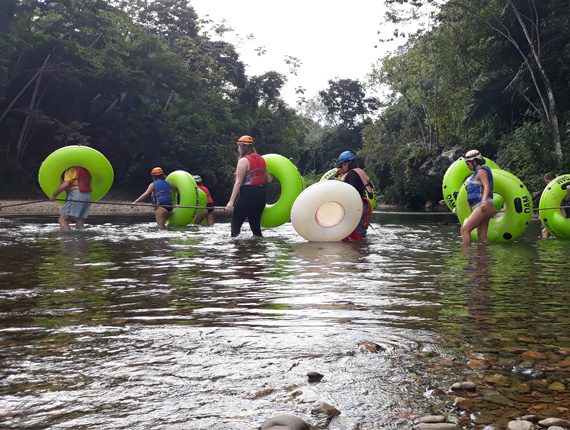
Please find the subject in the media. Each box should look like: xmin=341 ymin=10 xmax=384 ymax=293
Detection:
xmin=190 ymin=0 xmax=395 ymax=106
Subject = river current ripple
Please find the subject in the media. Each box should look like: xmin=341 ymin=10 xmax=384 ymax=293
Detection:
xmin=0 ymin=214 xmax=569 ymax=429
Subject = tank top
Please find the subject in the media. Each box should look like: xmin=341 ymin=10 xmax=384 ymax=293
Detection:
xmin=466 ymin=166 xmax=493 ymax=204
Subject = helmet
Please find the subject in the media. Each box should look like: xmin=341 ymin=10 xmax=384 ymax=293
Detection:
xmin=151 ymin=167 xmax=164 ymax=176
xmin=464 ymin=149 xmax=483 ymax=161
xmin=237 ymin=135 xmax=254 ymax=145
xmin=337 ymin=150 xmax=356 ymax=166
xmin=193 ymin=174 xmax=202 ymax=184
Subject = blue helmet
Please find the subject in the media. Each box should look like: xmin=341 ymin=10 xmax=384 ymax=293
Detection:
xmin=337 ymin=150 xmax=356 ymax=166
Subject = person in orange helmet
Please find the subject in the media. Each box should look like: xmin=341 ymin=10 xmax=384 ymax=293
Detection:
xmin=225 ymin=135 xmax=272 ymax=237
xmin=132 ymin=167 xmax=178 ymax=229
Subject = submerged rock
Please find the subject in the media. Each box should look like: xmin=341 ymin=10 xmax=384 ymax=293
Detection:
xmin=259 ymin=415 xmax=310 ymax=430
xmin=310 ymin=402 xmax=341 ymax=417
xmin=307 ymin=371 xmax=323 ymax=383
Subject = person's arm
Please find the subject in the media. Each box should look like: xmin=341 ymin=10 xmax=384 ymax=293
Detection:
xmin=132 ymin=183 xmax=155 ymax=205
xmin=49 ymin=180 xmax=72 ymax=201
xmin=225 ymin=158 xmax=248 ymax=210
xmin=265 ymin=168 xmax=273 ymax=183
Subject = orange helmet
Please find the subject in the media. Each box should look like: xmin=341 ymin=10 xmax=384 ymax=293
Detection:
xmin=237 ymin=135 xmax=254 ymax=145
xmin=151 ymin=167 xmax=164 ymax=176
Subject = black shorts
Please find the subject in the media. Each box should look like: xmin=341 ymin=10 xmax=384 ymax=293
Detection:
xmin=206 ymin=202 xmax=215 ymax=213
xmin=155 ymin=204 xmax=173 ymax=213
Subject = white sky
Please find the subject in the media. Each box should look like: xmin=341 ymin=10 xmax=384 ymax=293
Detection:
xmin=190 ymin=0 xmax=395 ymax=107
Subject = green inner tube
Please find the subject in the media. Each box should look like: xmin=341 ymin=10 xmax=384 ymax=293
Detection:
xmin=195 ymin=188 xmax=208 ymax=225
xmin=38 ymin=145 xmax=114 ymax=204
xmin=442 ymin=157 xmax=501 ymax=212
xmin=166 ymin=170 xmax=198 ymax=226
xmin=456 ymin=169 xmax=532 ymax=242
xmin=539 ymin=174 xmax=570 ymax=239
xmin=260 ymin=154 xmax=305 ymax=228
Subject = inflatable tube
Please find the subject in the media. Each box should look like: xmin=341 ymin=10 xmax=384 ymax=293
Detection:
xmin=165 ymin=170 xmax=198 ymax=226
xmin=195 ymin=188 xmax=208 ymax=225
xmin=291 ymin=181 xmax=362 ymax=242
xmin=320 ymin=168 xmax=339 ymax=182
xmin=442 ymin=157 xmax=501 ymax=212
xmin=260 ymin=154 xmax=305 ymax=228
xmin=456 ymin=169 xmax=532 ymax=242
xmin=38 ymin=145 xmax=114 ymax=204
xmin=319 ymin=167 xmax=378 ymax=209
xmin=539 ymin=174 xmax=570 ymax=239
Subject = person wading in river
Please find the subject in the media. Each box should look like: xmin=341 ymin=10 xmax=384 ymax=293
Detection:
xmin=225 ymin=135 xmax=272 ymax=237
xmin=132 ymin=167 xmax=178 ymax=230
xmin=460 ymin=150 xmax=495 ymax=245
xmin=336 ymin=150 xmax=373 ymax=242
xmin=50 ymin=166 xmax=92 ymax=230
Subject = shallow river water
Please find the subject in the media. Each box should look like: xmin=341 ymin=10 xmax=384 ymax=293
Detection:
xmin=0 ymin=213 xmax=569 ymax=429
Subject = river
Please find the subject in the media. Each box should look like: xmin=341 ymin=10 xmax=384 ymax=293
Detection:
xmin=0 ymin=213 xmax=569 ymax=429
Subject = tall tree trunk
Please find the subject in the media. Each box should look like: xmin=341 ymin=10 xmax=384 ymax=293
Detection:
xmin=507 ymin=0 xmax=562 ymax=162
xmin=15 ymin=67 xmax=43 ymax=165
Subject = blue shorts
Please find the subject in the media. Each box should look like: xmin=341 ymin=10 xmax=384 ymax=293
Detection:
xmin=61 ymin=189 xmax=92 ymax=219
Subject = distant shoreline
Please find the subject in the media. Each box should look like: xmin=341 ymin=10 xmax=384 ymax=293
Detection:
xmin=0 ymin=199 xmax=154 ymax=216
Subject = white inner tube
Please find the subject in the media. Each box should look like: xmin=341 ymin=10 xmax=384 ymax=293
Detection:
xmin=291 ymin=181 xmax=363 ymax=242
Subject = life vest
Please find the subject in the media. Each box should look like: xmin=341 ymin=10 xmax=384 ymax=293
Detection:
xmin=244 ymin=154 xmax=267 ymax=186
xmin=69 ymin=167 xmax=92 ymax=192
xmin=198 ymin=184 xmax=214 ymax=204
xmin=341 ymin=168 xmax=374 ymax=199
xmin=152 ymin=178 xmax=173 ymax=205
xmin=466 ymin=166 xmax=493 ymax=204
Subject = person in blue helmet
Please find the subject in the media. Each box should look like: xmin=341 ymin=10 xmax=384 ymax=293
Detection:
xmin=132 ymin=167 xmax=178 ymax=230
xmin=336 ymin=150 xmax=373 ymax=242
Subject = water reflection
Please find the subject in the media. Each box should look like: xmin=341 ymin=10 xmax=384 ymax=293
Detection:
xmin=1 ymin=217 xmax=570 ymax=429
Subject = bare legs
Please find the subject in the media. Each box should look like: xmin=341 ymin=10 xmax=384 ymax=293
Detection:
xmin=460 ymin=202 xmax=496 ymax=245
xmin=194 ymin=209 xmax=215 ymax=226
xmin=155 ymin=207 xmax=170 ymax=230
xmin=58 ymin=215 xmax=85 ymax=230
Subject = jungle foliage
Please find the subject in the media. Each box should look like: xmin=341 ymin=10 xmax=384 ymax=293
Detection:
xmin=364 ymin=0 xmax=570 ymax=207
xmin=0 ymin=0 xmax=307 ymax=199
xmin=1 ymin=0 xmax=569 ymax=208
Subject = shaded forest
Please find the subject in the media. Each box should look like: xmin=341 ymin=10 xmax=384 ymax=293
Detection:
xmin=1 ymin=0 xmax=569 ymax=208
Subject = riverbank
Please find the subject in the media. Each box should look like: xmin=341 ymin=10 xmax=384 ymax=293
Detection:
xmin=0 ymin=199 xmax=154 ymax=216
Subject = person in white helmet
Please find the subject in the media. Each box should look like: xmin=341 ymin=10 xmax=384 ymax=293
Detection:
xmin=193 ymin=175 xmax=215 ymax=226
xmin=460 ymin=150 xmax=495 ymax=245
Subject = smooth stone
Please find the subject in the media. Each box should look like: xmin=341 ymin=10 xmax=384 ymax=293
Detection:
xmin=538 ymin=418 xmax=570 ymax=428
xmin=507 ymin=420 xmax=536 ymax=430
xmin=418 ymin=415 xmax=447 ymax=423
xmin=521 ymin=415 xmax=539 ymax=423
xmin=548 ymin=427 xmax=566 ymax=430
xmin=260 ymin=415 xmax=310 ymax=430
xmin=451 ymin=381 xmax=476 ymax=391
xmin=413 ymin=424 xmax=458 ymax=430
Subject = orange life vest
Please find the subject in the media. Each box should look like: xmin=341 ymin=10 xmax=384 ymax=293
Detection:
xmin=244 ymin=154 xmax=267 ymax=185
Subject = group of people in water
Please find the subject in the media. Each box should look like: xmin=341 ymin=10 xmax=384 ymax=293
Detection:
xmin=50 ymin=135 xmax=374 ymax=241
xmin=49 ymin=140 xmax=568 ymax=243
